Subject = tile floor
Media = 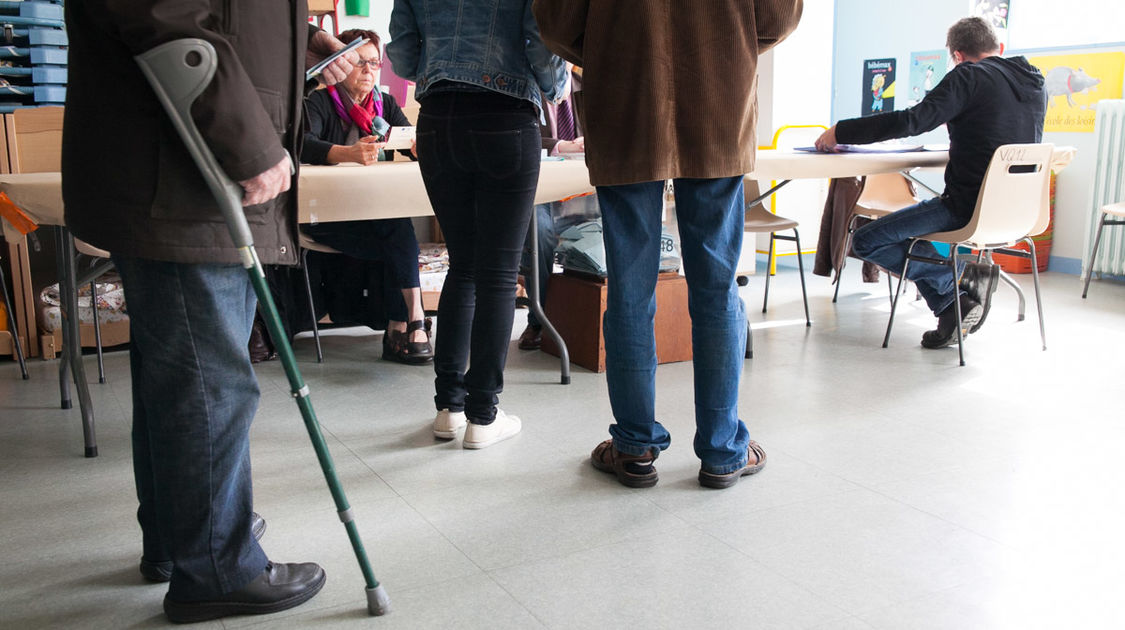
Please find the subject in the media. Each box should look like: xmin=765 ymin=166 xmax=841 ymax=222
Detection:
xmin=2 ymin=267 xmax=1124 ymax=629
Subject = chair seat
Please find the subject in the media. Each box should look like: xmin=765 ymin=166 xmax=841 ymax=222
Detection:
xmin=853 ymin=201 xmax=900 ymax=217
xmin=75 ymin=239 xmax=111 ymax=258
xmin=744 ymin=205 xmax=798 ymax=232
xmin=1104 ymin=201 xmax=1125 ymax=218
xmin=298 ymin=230 xmax=343 ymax=254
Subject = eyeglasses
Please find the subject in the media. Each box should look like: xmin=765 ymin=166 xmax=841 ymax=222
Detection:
xmin=354 ymin=58 xmax=383 ymax=69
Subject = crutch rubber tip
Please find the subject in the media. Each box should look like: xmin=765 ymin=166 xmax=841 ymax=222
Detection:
xmin=61 ymin=400 xmax=72 ymax=410
xmin=561 ymin=376 xmax=571 ymax=385
xmin=366 ymin=585 xmax=391 ymax=616
xmin=84 ymin=446 xmax=98 ymax=458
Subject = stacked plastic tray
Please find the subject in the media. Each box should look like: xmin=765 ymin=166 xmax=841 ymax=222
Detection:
xmin=0 ymin=0 xmax=66 ymax=114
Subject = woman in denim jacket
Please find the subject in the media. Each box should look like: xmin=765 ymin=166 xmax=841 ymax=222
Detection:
xmin=387 ymin=0 xmax=567 ymax=449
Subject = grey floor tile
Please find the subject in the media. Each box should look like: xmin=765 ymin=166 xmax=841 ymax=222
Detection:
xmin=490 ymin=527 xmax=846 ymax=629
xmin=2 ymin=269 xmax=1124 ymax=628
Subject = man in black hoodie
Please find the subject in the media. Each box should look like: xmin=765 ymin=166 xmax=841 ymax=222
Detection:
xmin=815 ymin=17 xmax=1046 ymax=348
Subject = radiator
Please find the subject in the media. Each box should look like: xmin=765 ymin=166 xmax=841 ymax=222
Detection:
xmin=1087 ymin=99 xmax=1125 ymax=276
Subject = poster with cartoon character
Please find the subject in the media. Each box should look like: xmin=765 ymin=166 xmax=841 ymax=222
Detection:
xmin=862 ymin=58 xmax=897 ymax=116
xmin=909 ymin=50 xmax=948 ymax=106
xmin=970 ymin=0 xmax=1009 ymax=47
xmin=1029 ymin=52 xmax=1124 ymax=132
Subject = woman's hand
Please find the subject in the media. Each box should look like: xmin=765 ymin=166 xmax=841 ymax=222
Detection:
xmin=327 ymin=136 xmax=385 ymax=165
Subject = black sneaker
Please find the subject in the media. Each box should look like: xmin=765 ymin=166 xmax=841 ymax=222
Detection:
xmin=959 ymin=262 xmax=999 ymax=334
xmin=921 ymin=295 xmax=982 ymax=349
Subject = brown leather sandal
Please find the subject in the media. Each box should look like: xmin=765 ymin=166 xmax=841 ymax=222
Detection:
xmin=591 ymin=439 xmax=659 ymax=488
xmin=699 ymin=440 xmax=767 ymax=489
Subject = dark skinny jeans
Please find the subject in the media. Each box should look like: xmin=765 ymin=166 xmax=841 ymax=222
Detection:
xmin=416 ymin=89 xmax=541 ymax=424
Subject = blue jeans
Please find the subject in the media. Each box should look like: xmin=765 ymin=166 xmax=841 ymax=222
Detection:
xmin=520 ymin=195 xmax=599 ymax=328
xmin=851 ymin=197 xmax=965 ymax=314
xmin=416 ymin=89 xmax=541 ymax=423
xmin=598 ymin=177 xmax=751 ymax=475
xmin=113 ymin=256 xmax=268 ymax=600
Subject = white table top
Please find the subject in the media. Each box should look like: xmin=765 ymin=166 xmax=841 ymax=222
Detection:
xmin=1 ymin=147 xmax=1077 ymax=240
xmin=747 ymin=148 xmax=949 ymax=181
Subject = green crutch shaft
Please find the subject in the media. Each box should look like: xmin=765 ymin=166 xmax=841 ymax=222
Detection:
xmin=134 ymin=37 xmax=389 ymax=616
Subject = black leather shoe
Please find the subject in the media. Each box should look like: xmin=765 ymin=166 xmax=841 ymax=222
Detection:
xmin=163 ymin=561 xmax=326 ymax=624
xmin=921 ymin=295 xmax=982 ymax=349
xmin=140 ymin=512 xmax=267 ymax=583
xmin=518 ymin=324 xmax=542 ymax=350
xmin=959 ymin=262 xmax=999 ymax=334
xmin=382 ymin=320 xmax=434 ymax=364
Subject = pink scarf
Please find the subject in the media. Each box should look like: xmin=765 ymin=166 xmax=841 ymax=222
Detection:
xmin=327 ymin=85 xmax=384 ymax=135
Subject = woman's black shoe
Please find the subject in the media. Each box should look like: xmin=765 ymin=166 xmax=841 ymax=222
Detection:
xmin=382 ymin=320 xmax=434 ymax=364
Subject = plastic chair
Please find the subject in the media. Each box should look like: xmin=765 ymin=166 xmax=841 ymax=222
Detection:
xmin=742 ymin=178 xmax=811 ymax=327
xmin=882 ymin=143 xmax=1053 ymax=366
xmin=1081 ymin=201 xmax=1125 ymax=298
xmin=74 ymin=239 xmax=113 ymax=384
xmin=833 ymin=173 xmax=919 ymax=304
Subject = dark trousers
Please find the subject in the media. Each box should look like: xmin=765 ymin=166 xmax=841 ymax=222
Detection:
xmin=416 ymin=90 xmax=540 ymax=423
xmin=301 ymin=218 xmax=421 ymax=322
xmin=113 ymin=256 xmax=267 ymax=599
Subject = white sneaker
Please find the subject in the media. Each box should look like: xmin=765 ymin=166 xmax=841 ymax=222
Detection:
xmin=462 ymin=409 xmax=522 ymax=449
xmin=433 ymin=409 xmax=467 ymax=439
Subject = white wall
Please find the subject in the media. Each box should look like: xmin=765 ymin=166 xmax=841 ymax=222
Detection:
xmin=756 ymin=0 xmax=835 ymax=259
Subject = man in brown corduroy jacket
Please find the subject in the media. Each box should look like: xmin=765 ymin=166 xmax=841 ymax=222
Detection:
xmin=534 ymin=0 xmax=803 ymax=489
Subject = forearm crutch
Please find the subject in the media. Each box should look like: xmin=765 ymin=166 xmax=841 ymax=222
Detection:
xmin=134 ymin=38 xmax=389 ymax=616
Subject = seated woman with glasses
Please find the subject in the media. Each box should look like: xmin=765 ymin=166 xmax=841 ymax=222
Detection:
xmin=300 ymin=28 xmax=432 ymax=365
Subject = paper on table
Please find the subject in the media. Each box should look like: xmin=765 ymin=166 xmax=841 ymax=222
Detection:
xmin=794 ymin=142 xmax=926 ymax=153
xmin=383 ymin=126 xmax=416 ymax=151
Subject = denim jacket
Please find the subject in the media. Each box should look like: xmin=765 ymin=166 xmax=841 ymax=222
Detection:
xmin=386 ymin=0 xmax=567 ymax=113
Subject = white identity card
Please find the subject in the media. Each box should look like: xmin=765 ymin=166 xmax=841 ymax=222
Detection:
xmin=383 ymin=126 xmax=416 ymax=151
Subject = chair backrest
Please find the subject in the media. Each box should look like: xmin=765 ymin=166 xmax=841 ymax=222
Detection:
xmin=5 ymin=107 xmax=64 ymax=174
xmin=958 ymin=143 xmax=1054 ymax=248
xmin=856 ymin=173 xmax=917 ymax=212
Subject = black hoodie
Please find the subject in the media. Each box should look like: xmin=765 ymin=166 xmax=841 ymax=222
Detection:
xmin=836 ymin=55 xmax=1047 ymax=221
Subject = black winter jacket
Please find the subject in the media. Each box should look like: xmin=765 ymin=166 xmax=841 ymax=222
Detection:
xmin=63 ymin=1 xmax=312 ymax=265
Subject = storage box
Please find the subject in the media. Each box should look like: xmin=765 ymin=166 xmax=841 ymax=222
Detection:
xmin=541 ymin=271 xmax=693 ymax=372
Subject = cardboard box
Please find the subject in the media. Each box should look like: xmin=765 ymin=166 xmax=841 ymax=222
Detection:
xmin=541 ymin=271 xmax=692 ymax=372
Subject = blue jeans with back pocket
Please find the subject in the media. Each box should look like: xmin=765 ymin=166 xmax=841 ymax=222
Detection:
xmin=415 ymin=88 xmax=541 ymax=424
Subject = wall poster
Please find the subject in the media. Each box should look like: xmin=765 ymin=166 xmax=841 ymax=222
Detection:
xmin=861 ymin=57 xmax=897 ymax=116
xmin=970 ymin=0 xmax=1010 ymax=47
xmin=1029 ymin=51 xmax=1125 ymax=132
xmin=908 ymin=50 xmax=948 ymax=106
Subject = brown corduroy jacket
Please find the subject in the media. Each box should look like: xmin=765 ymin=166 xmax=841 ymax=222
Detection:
xmin=533 ymin=0 xmax=803 ymax=187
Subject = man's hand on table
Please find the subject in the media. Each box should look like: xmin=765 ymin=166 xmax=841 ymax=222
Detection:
xmin=814 ymin=125 xmax=839 ymax=153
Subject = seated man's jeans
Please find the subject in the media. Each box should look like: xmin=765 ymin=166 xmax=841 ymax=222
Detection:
xmin=850 ymin=196 xmax=964 ymax=315
xmin=597 ymin=176 xmax=751 ymax=475
xmin=112 ymin=256 xmax=267 ymax=600
xmin=520 ymin=194 xmax=599 ymax=328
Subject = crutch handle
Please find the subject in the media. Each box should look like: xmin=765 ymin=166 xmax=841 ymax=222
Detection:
xmin=134 ymin=39 xmax=253 ymax=252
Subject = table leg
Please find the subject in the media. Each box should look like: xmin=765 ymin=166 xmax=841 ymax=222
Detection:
xmin=528 ymin=207 xmax=570 ymax=385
